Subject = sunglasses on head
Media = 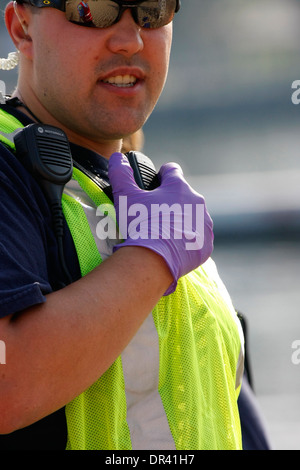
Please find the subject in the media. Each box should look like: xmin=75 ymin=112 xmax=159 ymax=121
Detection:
xmin=17 ymin=0 xmax=180 ymax=29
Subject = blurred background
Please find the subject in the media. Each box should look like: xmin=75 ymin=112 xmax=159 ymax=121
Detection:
xmin=1 ymin=0 xmax=300 ymax=450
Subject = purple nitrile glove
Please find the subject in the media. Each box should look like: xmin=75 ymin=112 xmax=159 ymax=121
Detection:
xmin=108 ymin=152 xmax=214 ymax=295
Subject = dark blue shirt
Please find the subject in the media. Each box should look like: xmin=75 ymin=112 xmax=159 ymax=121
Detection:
xmin=0 ymin=104 xmax=109 ymax=449
xmin=0 ymin=104 xmax=110 ymax=318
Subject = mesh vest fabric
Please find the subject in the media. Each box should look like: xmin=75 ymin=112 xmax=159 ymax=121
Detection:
xmin=0 ymin=108 xmax=24 ymax=148
xmin=61 ymin=168 xmax=243 ymax=450
xmin=62 ymin=171 xmax=133 ymax=449
xmin=0 ymin=109 xmax=243 ymax=450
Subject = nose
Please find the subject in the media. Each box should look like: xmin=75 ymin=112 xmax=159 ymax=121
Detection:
xmin=106 ymin=9 xmax=144 ymax=57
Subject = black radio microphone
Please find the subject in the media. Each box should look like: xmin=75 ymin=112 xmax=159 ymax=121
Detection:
xmin=14 ymin=123 xmax=73 ymax=285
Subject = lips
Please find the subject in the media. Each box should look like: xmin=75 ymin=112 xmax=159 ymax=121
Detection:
xmin=102 ymin=74 xmax=138 ymax=87
xmin=99 ymin=66 xmax=146 ymax=90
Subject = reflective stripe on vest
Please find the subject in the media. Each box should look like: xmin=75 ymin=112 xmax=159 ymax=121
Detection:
xmin=0 ymin=108 xmax=244 ymax=450
xmin=0 ymin=108 xmax=23 ymax=149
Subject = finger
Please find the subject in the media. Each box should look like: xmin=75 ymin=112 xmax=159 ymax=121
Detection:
xmin=158 ymin=162 xmax=192 ymax=191
xmin=108 ymin=152 xmax=139 ymax=194
xmin=158 ymin=162 xmax=184 ymax=179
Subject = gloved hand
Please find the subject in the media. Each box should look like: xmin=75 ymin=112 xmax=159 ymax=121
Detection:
xmin=108 ymin=152 xmax=214 ymax=295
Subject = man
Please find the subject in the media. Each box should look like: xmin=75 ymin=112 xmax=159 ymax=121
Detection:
xmin=0 ymin=0 xmax=244 ymax=450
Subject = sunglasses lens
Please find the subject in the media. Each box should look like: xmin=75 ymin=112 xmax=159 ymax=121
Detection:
xmin=136 ymin=0 xmax=177 ymax=28
xmin=65 ymin=0 xmax=119 ymax=27
xmin=65 ymin=0 xmax=177 ymax=28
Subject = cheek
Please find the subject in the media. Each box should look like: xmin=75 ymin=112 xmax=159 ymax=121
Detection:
xmin=34 ymin=44 xmax=80 ymax=92
xmin=32 ymin=47 xmax=74 ymax=112
xmin=146 ymin=26 xmax=173 ymax=83
xmin=148 ymin=51 xmax=171 ymax=99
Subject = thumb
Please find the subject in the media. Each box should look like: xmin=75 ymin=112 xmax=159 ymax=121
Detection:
xmin=108 ymin=152 xmax=138 ymax=194
xmin=158 ymin=162 xmax=185 ymax=187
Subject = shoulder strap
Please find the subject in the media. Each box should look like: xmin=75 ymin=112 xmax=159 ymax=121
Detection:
xmin=61 ymin=168 xmax=115 ymax=277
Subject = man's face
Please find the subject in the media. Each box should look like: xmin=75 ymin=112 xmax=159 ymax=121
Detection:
xmin=26 ymin=3 xmax=173 ymax=149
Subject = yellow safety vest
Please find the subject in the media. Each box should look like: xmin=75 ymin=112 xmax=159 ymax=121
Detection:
xmin=0 ymin=108 xmax=244 ymax=450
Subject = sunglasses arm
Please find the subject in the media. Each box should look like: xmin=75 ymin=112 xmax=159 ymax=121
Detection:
xmin=15 ymin=0 xmax=67 ymax=12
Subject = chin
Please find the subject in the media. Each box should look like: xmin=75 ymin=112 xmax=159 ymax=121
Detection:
xmin=107 ymin=124 xmax=146 ymax=141
xmin=111 ymin=109 xmax=151 ymax=135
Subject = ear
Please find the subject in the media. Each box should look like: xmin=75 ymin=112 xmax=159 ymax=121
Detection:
xmin=5 ymin=1 xmax=33 ymax=59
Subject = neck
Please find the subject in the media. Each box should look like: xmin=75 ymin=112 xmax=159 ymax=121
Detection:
xmin=11 ymin=90 xmax=123 ymax=159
